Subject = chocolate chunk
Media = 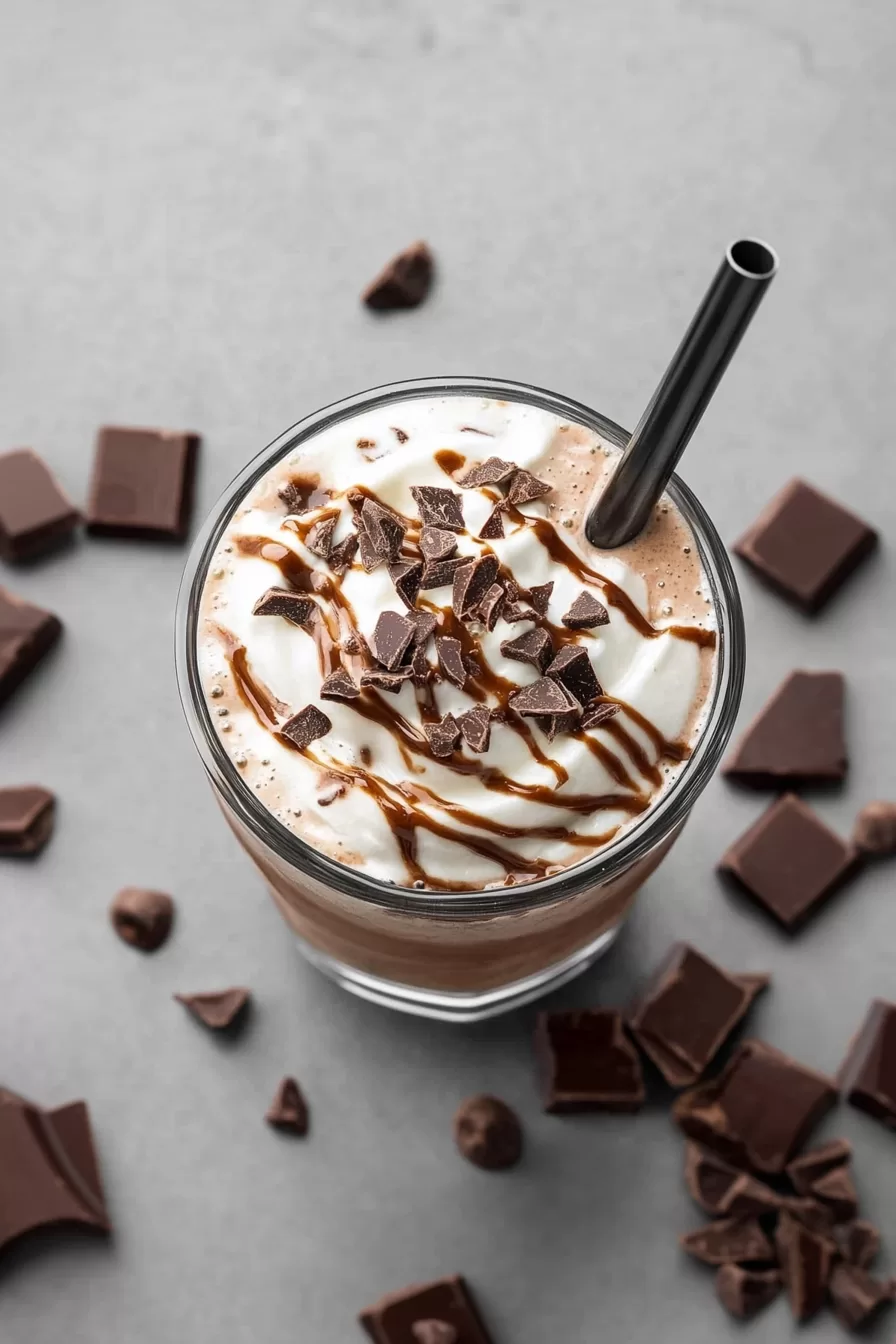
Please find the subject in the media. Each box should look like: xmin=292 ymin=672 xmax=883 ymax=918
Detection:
xmin=835 ymin=1220 xmax=881 ymax=1269
xmin=781 ymin=1197 xmax=836 ymax=1236
xmin=371 ymin=611 xmax=416 ymax=669
xmin=684 ymin=1145 xmax=781 ymax=1218
xmin=280 ymin=704 xmax=333 ymax=748
xmin=342 ymin=630 xmax=369 ymax=657
xmin=628 ymin=944 xmax=769 ymax=1088
xmin=435 ymin=636 xmax=467 ymax=688
xmin=458 ymin=706 xmax=491 ymax=754
xmin=279 ymin=477 xmax=331 ymax=514
xmin=0 ymin=786 xmax=55 ymax=856
xmin=535 ymin=1009 xmax=645 ymax=1113
xmin=389 ymin=560 xmax=423 ymax=610
xmin=718 ymin=793 xmax=857 ymax=930
xmin=359 ymin=498 xmax=406 ymax=566
xmin=457 ymin=457 xmax=517 ymax=488
xmin=419 ymin=527 xmax=458 ymax=562
xmin=410 ymin=486 xmax=465 ymax=533
xmin=546 ymin=645 xmax=601 ymax=706
xmin=723 ymin=670 xmax=846 ymax=787
xmin=360 ymin=667 xmax=413 ymax=693
xmin=528 ymin=582 xmax=553 ymax=615
xmin=715 ymin=1265 xmax=782 ymax=1320
xmin=680 ymin=1216 xmax=774 ymax=1266
xmin=838 ymin=998 xmax=896 ymax=1130
xmin=265 ymin=1077 xmax=308 ymax=1136
xmin=775 ymin=1210 xmax=835 ymax=1321
xmin=0 ymin=449 xmax=80 ymax=561
xmin=510 ymin=676 xmax=576 ymax=717
xmin=474 ymin=583 xmax=505 ymax=631
xmin=505 ymin=468 xmax=551 ymax=506
xmin=361 ymin=240 xmax=434 ymax=311
xmin=175 ymin=987 xmax=250 ymax=1031
xmin=735 ymin=479 xmax=878 ymax=612
xmin=673 ymin=1039 xmax=838 ymax=1173
xmin=562 ymin=591 xmax=609 ymax=629
xmin=536 ymin=703 xmax=581 ymax=741
xmin=359 ymin=1275 xmax=494 ymax=1344
xmin=408 ymin=610 xmax=438 ymax=646
xmin=86 ymin=426 xmax=199 ymax=540
xmin=810 ymin=1164 xmax=858 ymax=1221
xmin=500 ymin=628 xmax=552 ymax=673
xmin=829 ymin=1263 xmax=895 ymax=1331
xmin=320 ymin=669 xmax=360 ymax=701
xmin=423 ymin=714 xmax=460 ymax=758
xmin=410 ymin=645 xmax=432 ymax=686
xmin=305 ymin=515 xmax=336 ymax=559
xmin=453 ymin=1095 xmax=523 ymax=1170
xmin=580 ymin=701 xmax=620 ymax=730
xmin=476 ymin=507 xmax=505 ymax=540
xmin=853 ymin=800 xmax=896 ymax=856
xmin=420 ymin=557 xmax=466 ymax=590
xmin=464 ymin=654 xmax=481 ymax=678
xmin=785 ymin=1137 xmax=852 ymax=1194
xmin=109 ymin=887 xmax=174 ymax=952
xmin=452 ymin=555 xmax=499 ymax=616
xmin=0 ymin=587 xmax=62 ymax=709
xmin=502 ymin=600 xmax=538 ymax=623
xmin=328 ymin=533 xmax=358 ymax=575
xmin=411 ymin=1323 xmax=457 ymax=1344
xmin=252 ymin=587 xmax=316 ymax=626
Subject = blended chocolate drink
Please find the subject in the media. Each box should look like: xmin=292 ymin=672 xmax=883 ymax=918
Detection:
xmin=179 ymin=379 xmax=742 ymax=1019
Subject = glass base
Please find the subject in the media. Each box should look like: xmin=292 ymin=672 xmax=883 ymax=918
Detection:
xmin=293 ymin=923 xmax=621 ymax=1022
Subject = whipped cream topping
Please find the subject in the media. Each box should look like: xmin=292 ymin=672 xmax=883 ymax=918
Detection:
xmin=198 ymin=395 xmax=717 ymax=891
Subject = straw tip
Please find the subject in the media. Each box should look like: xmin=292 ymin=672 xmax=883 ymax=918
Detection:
xmin=727 ymin=238 xmax=778 ymax=280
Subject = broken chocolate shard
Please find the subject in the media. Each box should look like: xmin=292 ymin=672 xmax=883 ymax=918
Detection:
xmin=853 ymin=800 xmax=896 ymax=856
xmin=723 ymin=670 xmax=846 ymax=787
xmin=561 ymin=590 xmax=610 ymax=629
xmin=359 ymin=1275 xmax=494 ymax=1344
xmin=829 ymin=1262 xmax=895 ymax=1331
xmin=715 ymin=1265 xmax=782 ymax=1320
xmin=175 ymin=987 xmax=251 ymax=1031
xmin=718 ymin=793 xmax=857 ymax=930
xmin=320 ymin=669 xmax=360 ymax=701
xmin=423 ymin=714 xmax=460 ymax=758
xmin=810 ymin=1163 xmax=858 ymax=1221
xmin=476 ymin=507 xmax=505 ymax=540
xmin=528 ymin=582 xmax=553 ymax=615
xmin=785 ymin=1137 xmax=852 ymax=1195
xmin=411 ymin=1322 xmax=457 ymax=1344
xmin=304 ymin=515 xmax=336 ymax=559
xmin=328 ymin=533 xmax=358 ymax=575
xmin=410 ymin=485 xmax=465 ymax=532
xmin=452 ymin=555 xmax=499 ymax=616
xmin=419 ymin=526 xmax=458 ymax=563
xmin=435 ymin=636 xmax=467 ymax=688
xmin=251 ymin=587 xmax=316 ymax=626
xmin=342 ymin=630 xmax=369 ymax=657
xmin=546 ymin=645 xmax=601 ymax=707
xmin=420 ymin=557 xmax=466 ymax=590
xmin=684 ymin=1145 xmax=781 ymax=1218
xmin=362 ymin=240 xmax=434 ymax=311
xmin=410 ymin=645 xmax=432 ymax=686
xmin=835 ymin=1220 xmax=881 ymax=1269
xmin=371 ymin=611 xmax=416 ymax=669
xmin=86 ymin=426 xmax=199 ymax=541
xmin=388 ymin=560 xmax=423 ymax=610
xmin=453 ymin=1095 xmax=523 ymax=1171
xmin=408 ymin=610 xmax=438 ymax=646
xmin=457 ymin=705 xmax=491 ymax=754
xmin=780 ymin=1197 xmax=836 ymax=1236
xmin=535 ymin=1009 xmax=645 ymax=1113
xmin=280 ymin=704 xmax=333 ymax=748
xmin=474 ymin=582 xmax=505 ymax=631
xmin=359 ymin=498 xmax=406 ymax=564
xmin=838 ymin=998 xmax=896 ymax=1131
xmin=0 ymin=449 xmax=80 ymax=561
xmin=500 ymin=628 xmax=552 ymax=673
xmin=734 ymin=478 xmax=877 ymax=612
xmin=0 ymin=786 xmax=55 ymax=856
xmin=0 ymin=587 xmax=62 ymax=710
xmin=580 ymin=701 xmax=620 ymax=731
xmin=680 ymin=1216 xmax=774 ymax=1266
xmin=775 ymin=1210 xmax=835 ymax=1321
xmin=265 ymin=1076 xmax=308 ymax=1136
xmin=392 ymin=427 xmax=409 ymax=444
xmin=505 ymin=468 xmax=551 ymax=506
xmin=502 ymin=600 xmax=538 ymax=624
xmin=510 ymin=676 xmax=576 ymax=718
xmin=628 ymin=944 xmax=769 ymax=1088
xmin=457 ymin=457 xmax=517 ymax=488
xmin=110 ymin=887 xmax=174 ymax=952
xmin=360 ymin=667 xmax=413 ymax=693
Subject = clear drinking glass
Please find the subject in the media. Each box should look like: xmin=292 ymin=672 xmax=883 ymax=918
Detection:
xmin=176 ymin=377 xmax=745 ymax=1022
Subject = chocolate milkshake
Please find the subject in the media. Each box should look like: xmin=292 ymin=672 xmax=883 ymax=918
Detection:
xmin=178 ymin=378 xmax=743 ymax=1019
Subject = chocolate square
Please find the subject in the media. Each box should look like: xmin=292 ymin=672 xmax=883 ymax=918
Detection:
xmin=86 ymin=426 xmax=199 ymax=540
xmin=838 ymin=998 xmax=896 ymax=1131
xmin=0 ymin=449 xmax=80 ymax=561
xmin=535 ymin=1009 xmax=645 ymax=1113
xmin=0 ymin=786 xmax=55 ymax=856
xmin=723 ymin=670 xmax=846 ymax=787
xmin=0 ymin=586 xmax=62 ymax=709
xmin=360 ymin=1274 xmax=494 ymax=1344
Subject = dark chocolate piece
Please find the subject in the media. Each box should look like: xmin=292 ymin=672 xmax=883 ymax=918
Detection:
xmin=279 ymin=478 xmax=331 ymax=514
xmin=419 ymin=527 xmax=458 ymax=563
xmin=86 ymin=426 xmax=199 ymax=540
xmin=680 ymin=1216 xmax=774 ymax=1266
xmin=359 ymin=499 xmax=406 ymax=565
xmin=835 ymin=1220 xmax=880 ymax=1269
xmin=175 ymin=987 xmax=251 ymax=1031
xmin=838 ymin=998 xmax=896 ymax=1130
xmin=501 ymin=600 xmax=538 ymax=624
xmin=775 ymin=1210 xmax=835 ymax=1321
xmin=388 ymin=561 xmax=423 ymax=611
xmin=810 ymin=1164 xmax=858 ymax=1221
xmin=723 ymin=670 xmax=846 ymax=787
xmin=536 ymin=704 xmax=582 ymax=741
xmin=408 ymin=610 xmax=438 ymax=646
xmin=371 ymin=611 xmax=416 ymax=669
xmin=305 ymin=516 xmax=336 ymax=559
xmin=342 ymin=630 xmax=369 ymax=657
xmin=328 ymin=533 xmax=358 ymax=575
xmin=545 ymin=646 xmax=601 ymax=706
xmin=718 ymin=793 xmax=857 ymax=930
xmin=410 ymin=486 xmax=465 ymax=533
xmin=420 ymin=557 xmax=466 ymax=590
xmin=0 ymin=449 xmax=80 ymax=561
xmin=110 ymin=887 xmax=174 ymax=952
xmin=453 ymin=1095 xmax=522 ymax=1171
xmin=510 ymin=676 xmax=577 ymax=718
xmin=435 ymin=636 xmax=467 ymax=689
xmin=535 ymin=1009 xmax=645 ymax=1113
xmin=829 ymin=1263 xmax=895 ymax=1331
xmin=673 ymin=1039 xmax=838 ymax=1173
xmin=359 ymin=1275 xmax=494 ymax=1344
xmin=785 ymin=1138 xmax=852 ymax=1195
xmin=628 ymin=943 xmax=769 ymax=1088
xmin=410 ymin=645 xmax=432 ymax=686
xmin=684 ymin=1145 xmax=781 ymax=1218
xmin=457 ymin=457 xmax=517 ymax=488
xmin=781 ymin=1197 xmax=836 ymax=1236
xmin=0 ymin=786 xmax=55 ymax=856
xmin=0 ymin=587 xmax=62 ymax=710
xmin=265 ymin=1077 xmax=308 ymax=1136
xmin=734 ymin=478 xmax=877 ymax=612
xmin=457 ymin=706 xmax=491 ymax=754
xmin=320 ymin=669 xmax=360 ymax=701
xmin=280 ymin=704 xmax=333 ymax=748
xmin=473 ymin=583 xmax=505 ymax=631
xmin=505 ymin=469 xmax=550 ymax=506
xmin=561 ymin=591 xmax=610 ymax=629
xmin=362 ymin=240 xmax=434 ymax=311
xmin=476 ymin=507 xmax=505 ymax=540
xmin=452 ymin=556 xmax=499 ymax=617
xmin=251 ymin=587 xmax=315 ymax=626
xmin=528 ymin=582 xmax=553 ymax=615
xmin=360 ymin=667 xmax=413 ymax=693
xmin=500 ymin=628 xmax=552 ymax=673
xmin=580 ymin=701 xmax=620 ymax=731
xmin=853 ymin=800 xmax=896 ymax=856
xmin=411 ymin=1323 xmax=457 ymax=1344
xmin=423 ymin=714 xmax=460 ymax=758
xmin=715 ymin=1265 xmax=782 ymax=1320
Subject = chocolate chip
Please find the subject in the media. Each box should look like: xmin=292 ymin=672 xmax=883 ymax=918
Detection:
xmin=410 ymin=485 xmax=465 ymax=532
xmin=723 ymin=670 xmax=846 ymax=787
xmin=265 ymin=1077 xmax=308 ymax=1136
xmin=411 ymin=1322 xmax=457 ymax=1344
xmin=252 ymin=587 xmax=316 ymax=626
xmin=175 ymin=987 xmax=251 ymax=1031
xmin=109 ymin=887 xmax=174 ymax=952
xmin=835 ymin=1220 xmax=881 ymax=1269
xmin=562 ymin=591 xmax=609 ymax=629
xmin=304 ymin=515 xmax=336 ymax=559
xmin=280 ymin=704 xmax=333 ymax=748
xmin=838 ymin=998 xmax=896 ymax=1131
xmin=419 ymin=527 xmax=458 ymax=562
xmin=408 ymin=610 xmax=438 ymax=646
xmin=362 ymin=240 xmax=434 ymax=311
xmin=853 ymin=800 xmax=896 ymax=856
xmin=328 ymin=533 xmax=358 ymax=575
xmin=528 ymin=582 xmax=553 ymax=615
xmin=775 ymin=1210 xmax=835 ymax=1321
xmin=680 ymin=1216 xmax=774 ymax=1266
xmin=811 ymin=1164 xmax=858 ymax=1221
xmin=477 ymin=507 xmax=505 ymax=540
xmin=828 ymin=1263 xmax=895 ymax=1331
xmin=457 ymin=457 xmax=518 ymax=488
xmin=505 ymin=469 xmax=551 ymax=506
xmin=546 ymin=645 xmax=601 ymax=705
xmin=453 ymin=1095 xmax=522 ymax=1170
xmin=420 ymin=557 xmax=466 ymax=590
xmin=423 ymin=713 xmax=460 ymax=758
xmin=0 ymin=449 xmax=80 ymax=561
xmin=320 ymin=669 xmax=360 ymax=701
xmin=785 ymin=1138 xmax=852 ymax=1195
xmin=0 ymin=786 xmax=55 ymax=856
xmin=684 ymin=1145 xmax=781 ymax=1218
xmin=535 ymin=1009 xmax=645 ymax=1112
xmin=580 ymin=701 xmax=620 ymax=730
xmin=86 ymin=426 xmax=199 ymax=541
xmin=359 ymin=1276 xmax=494 ymax=1344
xmin=457 ymin=705 xmax=491 ymax=754
xmin=0 ymin=586 xmax=62 ymax=710
xmin=474 ymin=583 xmax=505 ymax=631
xmin=500 ymin=628 xmax=552 ymax=673
xmin=360 ymin=667 xmax=413 ymax=693
xmin=359 ymin=498 xmax=406 ymax=566
xmin=510 ymin=676 xmax=576 ymax=717
xmin=388 ymin=560 xmax=423 ymax=610
xmin=392 ymin=427 xmax=409 ymax=444
xmin=435 ymin=636 xmax=467 ymax=688
xmin=715 ymin=1265 xmax=782 ymax=1320
xmin=452 ymin=555 xmax=499 ymax=616
xmin=371 ymin=611 xmax=416 ymax=669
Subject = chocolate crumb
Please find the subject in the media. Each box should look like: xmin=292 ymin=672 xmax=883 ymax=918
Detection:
xmin=0 ymin=786 xmax=55 ymax=856
xmin=359 ymin=498 xmax=406 ymax=566
xmin=528 ymin=582 xmax=554 ymax=615
xmin=715 ymin=1265 xmax=782 ymax=1320
xmin=392 ymin=427 xmax=409 ymax=444
xmin=408 ymin=610 xmax=438 ymax=646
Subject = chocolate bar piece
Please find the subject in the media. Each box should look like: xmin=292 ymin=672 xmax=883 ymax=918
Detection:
xmin=535 ymin=1010 xmax=645 ymax=1113
xmin=838 ymin=998 xmax=896 ymax=1130
xmin=0 ymin=449 xmax=80 ymax=561
xmin=775 ymin=1210 xmax=835 ymax=1321
xmin=86 ymin=426 xmax=199 ymax=540
xmin=0 ymin=586 xmax=62 ymax=709
xmin=0 ymin=786 xmax=55 ymax=856
xmin=715 ymin=1265 xmax=781 ymax=1320
xmin=723 ymin=670 xmax=846 ymax=787
xmin=680 ymin=1216 xmax=774 ymax=1266
xmin=828 ymin=1263 xmax=895 ymax=1331
xmin=785 ymin=1138 xmax=851 ymax=1194
xmin=359 ymin=1275 xmax=494 ymax=1344
xmin=684 ymin=1145 xmax=781 ymax=1217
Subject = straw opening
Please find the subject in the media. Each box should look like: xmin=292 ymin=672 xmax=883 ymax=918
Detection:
xmin=727 ymin=238 xmax=778 ymax=280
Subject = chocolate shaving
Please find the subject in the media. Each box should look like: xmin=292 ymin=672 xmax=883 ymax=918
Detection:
xmin=477 ymin=506 xmax=505 ymax=540
xmin=423 ymin=713 xmax=460 ymax=757
xmin=410 ymin=485 xmax=465 ymax=532
xmin=392 ymin=427 xmax=409 ymax=444
xmin=474 ymin=583 xmax=506 ymax=631
xmin=457 ymin=457 xmax=518 ymax=488
xmin=280 ymin=704 xmax=333 ymax=748
xmin=562 ymin=591 xmax=610 ymax=629
xmin=252 ymin=587 xmax=315 ymax=626
xmin=546 ymin=645 xmax=601 ymax=706
xmin=580 ymin=701 xmax=620 ymax=730
xmin=320 ymin=669 xmax=360 ymax=701
xmin=452 ymin=555 xmax=499 ymax=616
xmin=510 ymin=676 xmax=577 ymax=718
xmin=506 ymin=468 xmax=551 ymax=506
xmin=362 ymin=240 xmax=434 ymax=311
xmin=419 ymin=526 xmax=458 ymax=562
xmin=388 ymin=560 xmax=423 ymax=610
xmin=500 ymin=628 xmax=552 ymax=673
xmin=305 ymin=516 xmax=336 ymax=559
xmin=420 ymin=556 xmax=466 ymax=589
xmin=265 ymin=1077 xmax=308 ymax=1136
xmin=436 ymin=636 xmax=467 ymax=688
xmin=360 ymin=667 xmax=413 ymax=693
xmin=457 ymin=705 xmax=491 ymax=754
xmin=371 ymin=611 xmax=416 ymax=669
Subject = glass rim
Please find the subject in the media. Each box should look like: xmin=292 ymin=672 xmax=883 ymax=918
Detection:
xmin=175 ymin=375 xmax=745 ymax=919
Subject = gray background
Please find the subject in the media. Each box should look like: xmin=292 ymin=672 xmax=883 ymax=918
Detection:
xmin=1 ymin=0 xmax=895 ymax=1340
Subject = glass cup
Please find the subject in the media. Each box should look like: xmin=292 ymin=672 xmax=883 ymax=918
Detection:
xmin=176 ymin=377 xmax=745 ymax=1022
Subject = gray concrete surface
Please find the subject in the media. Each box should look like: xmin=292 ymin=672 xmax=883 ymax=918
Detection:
xmin=2 ymin=0 xmax=896 ymax=1340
